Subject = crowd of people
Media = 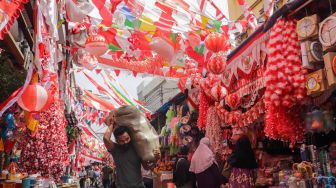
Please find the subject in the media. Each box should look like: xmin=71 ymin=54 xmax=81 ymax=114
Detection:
xmin=78 ymin=164 xmax=115 ymax=188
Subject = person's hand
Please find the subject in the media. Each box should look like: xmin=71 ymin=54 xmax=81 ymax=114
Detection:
xmin=153 ymin=149 xmax=161 ymax=160
xmin=104 ymin=111 xmax=115 ymax=128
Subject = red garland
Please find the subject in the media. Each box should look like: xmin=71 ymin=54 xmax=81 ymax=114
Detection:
xmin=0 ymin=0 xmax=29 ymax=39
xmin=264 ymin=18 xmax=306 ymax=144
xmin=197 ymin=92 xmax=211 ymax=129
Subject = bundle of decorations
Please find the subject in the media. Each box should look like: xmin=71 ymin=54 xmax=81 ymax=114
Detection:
xmin=197 ymin=92 xmax=211 ymax=129
xmin=264 ymin=18 xmax=306 ymax=144
xmin=19 ymin=103 xmax=69 ymax=179
xmin=205 ymin=106 xmax=226 ymax=160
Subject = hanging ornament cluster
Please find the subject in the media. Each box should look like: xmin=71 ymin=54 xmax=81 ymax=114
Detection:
xmin=264 ymin=18 xmax=306 ymax=144
xmin=197 ymin=92 xmax=211 ymax=129
xmin=265 ymin=105 xmax=304 ymax=145
xmin=18 ymin=84 xmax=51 ymax=112
xmin=205 ymin=106 xmax=226 ymax=160
xmin=204 ymin=33 xmax=230 ymax=75
xmin=216 ymin=99 xmax=265 ymax=127
xmin=19 ymin=103 xmax=69 ymax=179
xmin=264 ymin=18 xmax=306 ymax=107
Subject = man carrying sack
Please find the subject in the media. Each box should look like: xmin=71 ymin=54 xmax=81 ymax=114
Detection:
xmin=104 ymin=106 xmax=161 ymax=188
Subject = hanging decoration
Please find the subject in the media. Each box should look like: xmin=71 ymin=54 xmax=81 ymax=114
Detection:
xmin=264 ymin=18 xmax=306 ymax=108
xmin=225 ymin=93 xmax=241 ymax=110
xmin=204 ymin=32 xmax=229 ymax=53
xmin=85 ymin=33 xmax=108 ymax=57
xmin=74 ymin=49 xmax=98 ymax=70
xmin=210 ymin=84 xmax=227 ymax=102
xmin=188 ymin=31 xmax=201 ymax=49
xmin=207 ymin=53 xmax=227 ymax=74
xmin=216 ymin=99 xmax=265 ymax=127
xmin=0 ymin=0 xmax=29 ymax=39
xmin=263 ymin=18 xmax=306 ymax=144
xmin=17 ymin=84 xmax=51 ymax=112
xmin=237 ymin=0 xmax=258 ymax=30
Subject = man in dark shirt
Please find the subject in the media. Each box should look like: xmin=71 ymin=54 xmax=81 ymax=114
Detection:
xmin=104 ymin=112 xmax=161 ymax=188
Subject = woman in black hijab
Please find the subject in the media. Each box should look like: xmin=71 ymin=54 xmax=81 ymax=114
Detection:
xmin=227 ymin=135 xmax=258 ymax=188
xmin=173 ymin=146 xmax=195 ymax=188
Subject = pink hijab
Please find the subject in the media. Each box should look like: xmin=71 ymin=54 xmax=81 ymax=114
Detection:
xmin=189 ymin=137 xmax=216 ymax=174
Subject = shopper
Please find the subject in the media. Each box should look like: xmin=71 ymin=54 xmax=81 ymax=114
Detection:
xmin=189 ymin=137 xmax=221 ymax=188
xmin=102 ymin=164 xmax=113 ymax=188
xmin=79 ymin=167 xmax=87 ymax=188
xmin=142 ymin=166 xmax=153 ymax=188
xmin=173 ymin=146 xmax=195 ymax=188
xmin=103 ymin=113 xmax=161 ymax=188
xmin=227 ymin=135 xmax=258 ymax=188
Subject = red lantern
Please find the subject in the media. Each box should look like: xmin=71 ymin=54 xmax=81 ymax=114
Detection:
xmin=226 ymin=93 xmax=240 ymax=109
xmin=210 ymin=84 xmax=227 ymax=101
xmin=85 ymin=34 xmax=108 ymax=56
xmin=18 ymin=84 xmax=51 ymax=112
xmin=204 ymin=32 xmax=229 ymax=53
xmin=207 ymin=54 xmax=227 ymax=74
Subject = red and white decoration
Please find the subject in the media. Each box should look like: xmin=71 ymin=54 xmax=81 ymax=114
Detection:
xmin=18 ymin=84 xmax=51 ymax=112
xmin=210 ymin=84 xmax=227 ymax=101
xmin=207 ymin=53 xmax=227 ymax=75
xmin=237 ymin=0 xmax=258 ymax=30
xmin=204 ymin=32 xmax=229 ymax=53
xmin=85 ymin=34 xmax=108 ymax=57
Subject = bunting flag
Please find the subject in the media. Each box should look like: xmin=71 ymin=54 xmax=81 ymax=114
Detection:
xmin=0 ymin=0 xmax=29 ymax=39
xmin=264 ymin=0 xmax=275 ymax=17
xmin=237 ymin=0 xmax=258 ymax=30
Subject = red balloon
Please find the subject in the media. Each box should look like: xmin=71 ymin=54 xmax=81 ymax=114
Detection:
xmin=204 ymin=33 xmax=229 ymax=53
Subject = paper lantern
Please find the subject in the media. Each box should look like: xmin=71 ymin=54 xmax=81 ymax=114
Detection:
xmin=204 ymin=32 xmax=229 ymax=53
xmin=210 ymin=84 xmax=227 ymax=101
xmin=18 ymin=84 xmax=51 ymax=112
xmin=207 ymin=54 xmax=227 ymax=74
xmin=85 ymin=34 xmax=108 ymax=56
xmin=188 ymin=31 xmax=201 ymax=48
xmin=226 ymin=93 xmax=240 ymax=109
xmin=150 ymin=37 xmax=174 ymax=62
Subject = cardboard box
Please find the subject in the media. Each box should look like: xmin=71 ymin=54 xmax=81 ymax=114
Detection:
xmin=323 ymin=52 xmax=336 ymax=86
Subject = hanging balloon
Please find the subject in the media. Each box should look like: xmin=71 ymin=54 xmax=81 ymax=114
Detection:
xmin=188 ymin=31 xmax=201 ymax=48
xmin=207 ymin=53 xmax=227 ymax=74
xmin=85 ymin=34 xmax=108 ymax=56
xmin=150 ymin=37 xmax=175 ymax=63
xmin=5 ymin=113 xmax=16 ymax=130
xmin=77 ymin=49 xmax=98 ymax=70
xmin=210 ymin=84 xmax=227 ymax=101
xmin=18 ymin=84 xmax=51 ymax=112
xmin=204 ymin=32 xmax=229 ymax=53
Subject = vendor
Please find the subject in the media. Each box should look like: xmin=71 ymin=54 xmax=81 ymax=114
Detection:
xmin=103 ymin=112 xmax=161 ymax=188
xmin=329 ymin=141 xmax=336 ymax=176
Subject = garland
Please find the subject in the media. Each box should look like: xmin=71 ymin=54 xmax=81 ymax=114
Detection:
xmin=215 ymin=98 xmax=265 ymax=128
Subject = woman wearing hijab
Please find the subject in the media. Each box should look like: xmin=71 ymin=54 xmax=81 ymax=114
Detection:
xmin=227 ymin=135 xmax=258 ymax=188
xmin=189 ymin=137 xmax=221 ymax=188
xmin=173 ymin=146 xmax=195 ymax=188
